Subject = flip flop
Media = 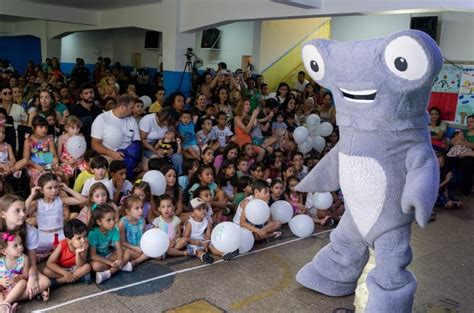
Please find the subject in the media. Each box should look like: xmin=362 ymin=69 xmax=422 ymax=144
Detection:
xmin=36 ymin=288 xmax=49 ymax=302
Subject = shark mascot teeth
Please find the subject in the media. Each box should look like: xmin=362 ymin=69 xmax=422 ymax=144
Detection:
xmin=296 ymin=30 xmax=442 ymax=312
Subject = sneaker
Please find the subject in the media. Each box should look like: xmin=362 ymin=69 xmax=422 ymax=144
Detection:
xmin=121 ymin=262 xmax=133 ymax=272
xmin=223 ymin=249 xmax=239 ymax=261
xmin=200 ymin=253 xmax=214 ymax=264
xmin=96 ymin=270 xmax=111 ymax=284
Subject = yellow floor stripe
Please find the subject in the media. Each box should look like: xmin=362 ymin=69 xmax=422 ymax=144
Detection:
xmin=165 ymin=299 xmax=223 ymax=313
xmin=229 ymin=251 xmax=292 ymax=311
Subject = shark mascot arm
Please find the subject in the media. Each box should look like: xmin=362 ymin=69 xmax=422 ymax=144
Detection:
xmin=294 ymin=30 xmax=442 ymax=313
xmin=402 ymin=144 xmax=440 ymax=227
xmin=295 ymin=142 xmax=340 ymax=193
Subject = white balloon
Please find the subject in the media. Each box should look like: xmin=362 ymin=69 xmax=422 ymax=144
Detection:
xmin=245 ymin=199 xmax=270 ymax=225
xmin=293 ymin=126 xmax=309 ymax=145
xmin=140 ymin=95 xmax=152 ymax=108
xmin=317 ymin=122 xmax=333 ymax=137
xmin=312 ymin=192 xmax=333 ymax=210
xmin=239 ymin=228 xmax=255 ymax=254
xmin=140 ymin=228 xmax=169 ymax=258
xmin=298 ymin=138 xmax=313 ymax=154
xmin=270 ymin=200 xmax=293 ymax=224
xmin=102 ymin=125 xmax=123 ymax=150
xmin=142 ymin=170 xmax=166 ymax=196
xmin=289 ymin=214 xmax=315 ymax=238
xmin=211 ymin=222 xmax=242 ymax=253
xmin=312 ymin=136 xmax=326 ymax=153
xmin=66 ymin=135 xmax=86 ymax=159
xmin=306 ymin=114 xmax=321 ymax=128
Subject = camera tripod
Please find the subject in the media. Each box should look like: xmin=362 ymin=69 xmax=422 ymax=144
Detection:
xmin=177 ymin=60 xmax=194 ymax=95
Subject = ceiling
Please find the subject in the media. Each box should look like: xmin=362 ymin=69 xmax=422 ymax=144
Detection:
xmin=0 ymin=14 xmax=33 ymax=22
xmin=20 ymin=0 xmax=162 ymax=10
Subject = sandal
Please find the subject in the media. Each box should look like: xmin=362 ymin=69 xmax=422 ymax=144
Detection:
xmin=36 ymin=288 xmax=49 ymax=302
xmin=272 ymin=231 xmax=283 ymax=239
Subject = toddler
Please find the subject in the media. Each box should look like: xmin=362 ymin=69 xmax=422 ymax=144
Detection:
xmin=184 ymin=198 xmax=239 ymax=263
xmin=152 ymin=195 xmax=189 ymax=258
xmin=58 ymin=116 xmax=88 ymax=182
xmin=177 ymin=110 xmax=200 ymax=160
xmin=154 ymin=130 xmax=181 ymax=165
xmin=0 ymin=232 xmax=28 ymax=312
xmin=118 ymin=196 xmax=148 ymax=267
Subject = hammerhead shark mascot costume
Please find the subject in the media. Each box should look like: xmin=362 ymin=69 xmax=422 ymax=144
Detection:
xmin=295 ymin=30 xmax=442 ymax=312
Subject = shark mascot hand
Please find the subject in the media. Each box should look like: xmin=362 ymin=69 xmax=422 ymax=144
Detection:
xmin=295 ymin=30 xmax=442 ymax=313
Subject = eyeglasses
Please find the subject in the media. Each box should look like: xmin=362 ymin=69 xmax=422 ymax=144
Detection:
xmin=2 ymin=92 xmax=11 ymax=95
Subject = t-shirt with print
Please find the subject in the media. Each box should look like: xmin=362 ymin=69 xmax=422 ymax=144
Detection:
xmin=88 ymin=227 xmax=120 ymax=257
xmin=211 ymin=125 xmax=233 ymax=147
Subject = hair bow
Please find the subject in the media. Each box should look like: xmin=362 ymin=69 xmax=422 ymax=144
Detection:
xmin=2 ymin=232 xmax=15 ymax=242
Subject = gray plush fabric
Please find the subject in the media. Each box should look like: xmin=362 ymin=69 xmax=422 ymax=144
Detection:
xmin=296 ymin=30 xmax=442 ymax=312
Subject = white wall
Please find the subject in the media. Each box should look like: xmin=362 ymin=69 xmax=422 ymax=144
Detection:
xmin=331 ymin=12 xmax=474 ymax=62
xmin=60 ymin=28 xmax=162 ymax=68
xmin=194 ymin=21 xmax=255 ymax=71
xmin=331 ymin=14 xmax=411 ymax=42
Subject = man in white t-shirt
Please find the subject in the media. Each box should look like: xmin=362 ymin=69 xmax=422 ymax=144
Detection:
xmin=293 ymin=71 xmax=309 ymax=93
xmin=91 ymin=94 xmax=140 ymax=161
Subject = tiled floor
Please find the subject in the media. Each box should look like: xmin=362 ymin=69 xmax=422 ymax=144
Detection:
xmin=21 ymin=195 xmax=473 ymax=313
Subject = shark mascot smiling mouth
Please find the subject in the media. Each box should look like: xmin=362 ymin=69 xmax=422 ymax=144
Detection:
xmin=295 ymin=30 xmax=442 ymax=313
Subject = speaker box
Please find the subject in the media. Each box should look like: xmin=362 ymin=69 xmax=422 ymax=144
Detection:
xmin=144 ymin=31 xmax=161 ymax=50
xmin=410 ymin=16 xmax=438 ymax=42
xmin=201 ymin=28 xmax=220 ymax=49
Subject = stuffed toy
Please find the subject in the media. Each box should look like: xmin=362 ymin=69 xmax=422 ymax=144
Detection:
xmin=295 ymin=30 xmax=442 ymax=312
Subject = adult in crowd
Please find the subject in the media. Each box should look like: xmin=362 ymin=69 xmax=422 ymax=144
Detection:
xmin=317 ymin=91 xmax=336 ymax=124
xmin=91 ymin=94 xmax=140 ymax=161
xmin=27 ymin=90 xmax=61 ymax=127
xmin=71 ymin=58 xmax=90 ymax=87
xmin=293 ymin=71 xmax=309 ymax=93
xmin=0 ymin=86 xmax=27 ymax=128
xmin=139 ymin=108 xmax=182 ymax=173
xmin=70 ymin=83 xmax=102 ymax=148
xmin=164 ymin=92 xmax=185 ymax=126
xmin=428 ymin=107 xmax=448 ymax=151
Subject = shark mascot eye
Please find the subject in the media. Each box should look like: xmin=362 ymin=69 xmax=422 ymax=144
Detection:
xmin=302 ymin=44 xmax=325 ymax=81
xmin=384 ymin=36 xmax=428 ymax=81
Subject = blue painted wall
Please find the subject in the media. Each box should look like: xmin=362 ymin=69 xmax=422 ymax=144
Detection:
xmin=0 ymin=35 xmax=41 ymax=75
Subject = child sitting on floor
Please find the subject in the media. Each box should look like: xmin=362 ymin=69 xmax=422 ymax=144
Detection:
xmin=233 ymin=179 xmax=282 ymax=241
xmin=44 ymin=219 xmax=91 ymax=287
